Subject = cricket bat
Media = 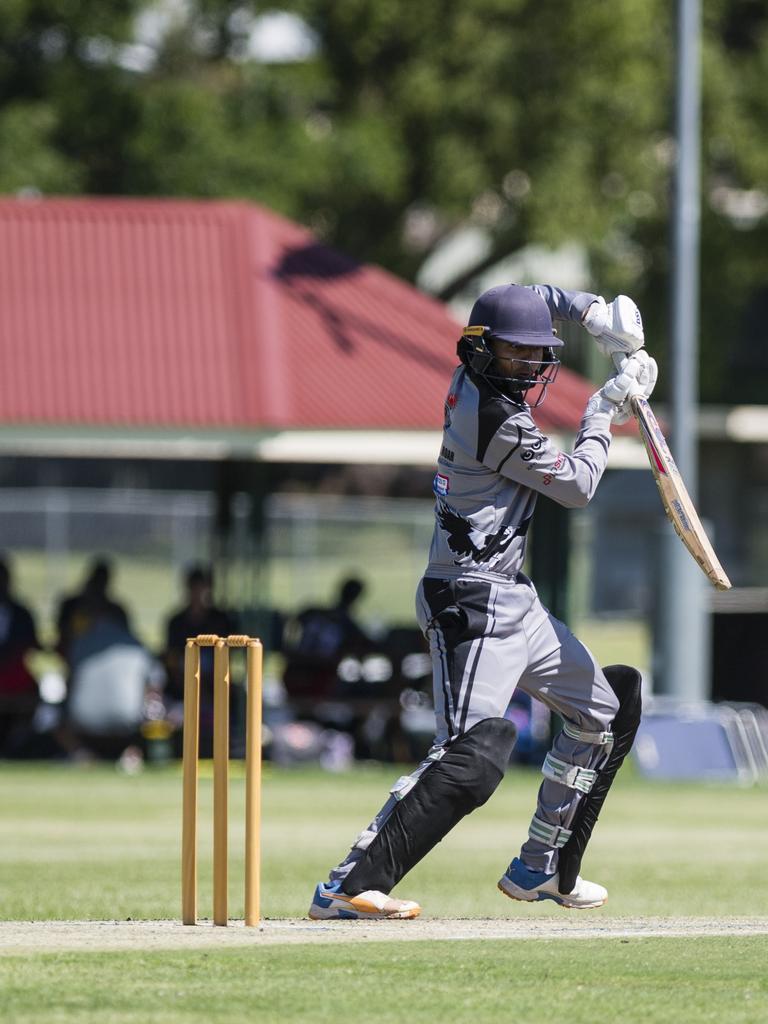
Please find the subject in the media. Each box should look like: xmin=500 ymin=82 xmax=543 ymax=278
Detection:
xmin=630 ymin=395 xmax=731 ymax=590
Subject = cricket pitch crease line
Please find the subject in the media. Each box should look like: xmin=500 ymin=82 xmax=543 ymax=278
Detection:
xmin=2 ymin=917 xmax=768 ymax=952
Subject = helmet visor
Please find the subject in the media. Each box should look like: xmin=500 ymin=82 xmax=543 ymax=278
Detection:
xmin=483 ymin=339 xmax=560 ymax=406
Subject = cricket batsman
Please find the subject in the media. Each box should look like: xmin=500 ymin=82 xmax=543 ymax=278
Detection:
xmin=309 ymin=283 xmax=657 ymax=920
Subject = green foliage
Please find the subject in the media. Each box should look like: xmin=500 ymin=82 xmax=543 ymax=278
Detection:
xmin=1 ymin=1 xmax=768 ymax=400
xmin=0 ymin=101 xmax=82 ymax=192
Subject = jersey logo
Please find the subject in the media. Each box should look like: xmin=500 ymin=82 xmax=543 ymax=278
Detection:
xmin=444 ymin=392 xmax=457 ymax=428
xmin=521 ymin=436 xmax=545 ymax=463
xmin=542 ymin=452 xmax=564 ymax=485
xmin=433 ymin=473 xmax=450 ymax=496
xmin=436 ymin=500 xmax=531 ymax=565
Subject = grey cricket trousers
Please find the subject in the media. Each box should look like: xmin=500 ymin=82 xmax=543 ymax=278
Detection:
xmin=415 ymin=573 xmax=619 ymax=874
xmin=329 ymin=572 xmax=619 ymax=886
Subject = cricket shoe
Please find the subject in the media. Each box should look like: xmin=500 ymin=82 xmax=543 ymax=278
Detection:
xmin=498 ymin=857 xmax=607 ymax=910
xmin=308 ymin=881 xmax=421 ymax=920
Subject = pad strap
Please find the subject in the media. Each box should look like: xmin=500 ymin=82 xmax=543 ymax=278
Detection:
xmin=563 ymin=722 xmax=614 ymax=748
xmin=528 ymin=815 xmax=572 ymax=848
xmin=542 ymin=753 xmax=598 ymax=794
xmin=390 ymin=747 xmax=445 ymax=801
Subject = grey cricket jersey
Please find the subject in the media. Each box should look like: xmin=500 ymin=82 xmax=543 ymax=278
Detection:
xmin=425 ymin=365 xmax=613 ymax=583
xmin=424 ymin=282 xmax=609 ymax=583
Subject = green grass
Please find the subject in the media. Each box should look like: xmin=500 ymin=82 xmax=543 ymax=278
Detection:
xmin=1 ymin=763 xmax=767 ymax=1023
xmin=2 ymin=938 xmax=767 ymax=1024
xmin=575 ymin=617 xmax=650 ymax=673
xmin=8 ymin=551 xmax=183 ymax=651
xmin=8 ymin=542 xmax=432 ymax=651
xmin=1 ymin=762 xmax=767 ymax=920
xmin=8 ymin=546 xmax=651 ymax=671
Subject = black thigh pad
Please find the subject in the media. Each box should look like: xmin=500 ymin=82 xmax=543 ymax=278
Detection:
xmin=557 ymin=664 xmax=642 ymax=894
xmin=342 ymin=717 xmax=517 ymax=896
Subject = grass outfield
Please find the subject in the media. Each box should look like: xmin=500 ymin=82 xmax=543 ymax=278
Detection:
xmin=2 ymin=938 xmax=767 ymax=1024
xmin=2 ymin=761 xmax=767 ymax=920
xmin=1 ymin=762 xmax=767 ymax=1023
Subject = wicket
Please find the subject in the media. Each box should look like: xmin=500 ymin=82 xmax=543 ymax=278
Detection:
xmin=182 ymin=634 xmax=263 ymax=927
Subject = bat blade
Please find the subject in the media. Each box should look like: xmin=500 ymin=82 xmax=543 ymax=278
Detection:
xmin=631 ymin=395 xmax=731 ymax=591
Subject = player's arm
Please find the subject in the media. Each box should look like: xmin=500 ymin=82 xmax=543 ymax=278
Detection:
xmin=480 ymin=411 xmax=610 ymax=509
xmin=479 ymin=353 xmax=656 ymax=507
xmin=525 ymin=284 xmax=645 ymax=360
xmin=525 ymin=284 xmax=599 ymax=326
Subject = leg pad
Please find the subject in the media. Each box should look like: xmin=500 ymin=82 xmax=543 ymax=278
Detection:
xmin=343 ymin=717 xmax=517 ymax=896
xmin=557 ymin=665 xmax=642 ymax=894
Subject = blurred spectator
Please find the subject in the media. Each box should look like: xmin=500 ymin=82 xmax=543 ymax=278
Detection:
xmin=0 ymin=555 xmax=42 ymax=756
xmin=282 ymin=577 xmax=373 ymax=701
xmin=55 ymin=558 xmax=131 ymax=668
xmin=58 ymin=618 xmax=162 ymax=765
xmin=163 ymin=564 xmax=236 ymax=702
xmin=163 ymin=564 xmax=237 ymax=757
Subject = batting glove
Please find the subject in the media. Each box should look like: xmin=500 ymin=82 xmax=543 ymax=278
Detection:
xmin=585 ymin=350 xmax=658 ymax=425
xmin=582 ymin=295 xmax=645 ymax=359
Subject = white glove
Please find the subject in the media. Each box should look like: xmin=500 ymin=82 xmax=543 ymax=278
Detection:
xmin=585 ymin=350 xmax=658 ymax=425
xmin=582 ymin=295 xmax=644 ymax=358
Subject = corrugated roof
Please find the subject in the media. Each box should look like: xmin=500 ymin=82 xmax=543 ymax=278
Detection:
xmin=0 ymin=196 xmax=601 ymax=435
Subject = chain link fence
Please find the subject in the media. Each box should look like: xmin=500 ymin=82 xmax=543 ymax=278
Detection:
xmin=0 ymin=488 xmax=435 ymax=648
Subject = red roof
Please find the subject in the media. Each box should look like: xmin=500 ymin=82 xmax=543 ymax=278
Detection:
xmin=0 ymin=196 xmax=596 ymax=434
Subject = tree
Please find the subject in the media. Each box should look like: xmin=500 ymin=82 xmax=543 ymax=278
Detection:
xmin=278 ymin=0 xmax=672 ymax=288
xmin=0 ymin=2 xmax=144 ymax=193
xmin=2 ymin=0 xmax=768 ymax=401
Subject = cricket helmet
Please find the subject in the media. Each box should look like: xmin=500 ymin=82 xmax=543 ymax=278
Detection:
xmin=457 ymin=284 xmax=561 ymax=406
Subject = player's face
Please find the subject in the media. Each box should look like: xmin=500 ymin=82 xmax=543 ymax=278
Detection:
xmin=490 ymin=340 xmax=544 ymax=379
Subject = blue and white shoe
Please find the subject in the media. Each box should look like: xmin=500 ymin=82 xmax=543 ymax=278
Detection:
xmin=498 ymin=857 xmax=607 ymax=909
xmin=308 ymin=881 xmax=421 ymax=920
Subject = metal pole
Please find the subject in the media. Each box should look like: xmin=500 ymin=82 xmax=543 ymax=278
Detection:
xmin=658 ymin=0 xmax=710 ymax=699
